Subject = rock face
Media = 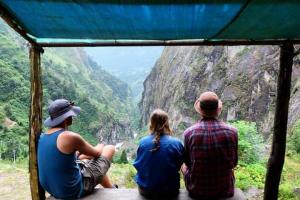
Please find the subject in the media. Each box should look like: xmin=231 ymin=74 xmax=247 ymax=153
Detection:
xmin=96 ymin=119 xmax=132 ymax=144
xmin=140 ymin=46 xmax=300 ymax=138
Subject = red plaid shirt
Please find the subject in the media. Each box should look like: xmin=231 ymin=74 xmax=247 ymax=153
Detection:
xmin=183 ymin=118 xmax=238 ymax=198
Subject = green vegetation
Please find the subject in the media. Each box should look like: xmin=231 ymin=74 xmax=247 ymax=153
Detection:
xmin=231 ymin=120 xmax=300 ymax=199
xmin=230 ymin=120 xmax=264 ymax=165
xmin=177 ymin=121 xmax=189 ymax=134
xmin=133 ymin=126 xmax=148 ymax=145
xmin=288 ymin=120 xmax=300 ymax=154
xmin=0 ymin=161 xmax=137 ymax=199
xmin=108 ymin=163 xmax=137 ymax=188
xmin=0 ymin=21 xmax=133 ymax=160
xmin=280 ymin=119 xmax=300 ymax=200
xmin=229 ymin=120 xmax=267 ymax=192
xmin=131 ymin=120 xmax=299 ymax=199
xmin=113 ymin=150 xmax=129 ymax=164
xmin=235 ymin=163 xmax=266 ymax=190
xmin=278 ymin=158 xmax=300 ymax=200
xmin=0 ymin=19 xmax=299 ymax=199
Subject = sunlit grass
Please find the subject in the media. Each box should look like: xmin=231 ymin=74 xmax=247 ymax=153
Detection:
xmin=0 ymin=157 xmax=299 ymax=199
xmin=107 ymin=163 xmax=137 ymax=188
xmin=0 ymin=160 xmax=30 ymax=200
xmin=278 ymin=157 xmax=300 ymax=200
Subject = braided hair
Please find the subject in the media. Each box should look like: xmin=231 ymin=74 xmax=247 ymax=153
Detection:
xmin=149 ymin=109 xmax=172 ymax=152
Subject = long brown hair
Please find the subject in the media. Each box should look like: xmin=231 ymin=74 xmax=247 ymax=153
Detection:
xmin=149 ymin=109 xmax=172 ymax=152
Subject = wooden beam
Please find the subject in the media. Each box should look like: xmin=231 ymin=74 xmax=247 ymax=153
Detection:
xmin=29 ymin=45 xmax=45 ymax=200
xmin=0 ymin=4 xmax=39 ymax=46
xmin=264 ymin=42 xmax=294 ymax=200
xmin=38 ymin=39 xmax=300 ymax=47
xmin=47 ymin=188 xmax=246 ymax=200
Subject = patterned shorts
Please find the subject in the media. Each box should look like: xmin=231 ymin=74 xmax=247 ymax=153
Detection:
xmin=77 ymin=156 xmax=111 ymax=195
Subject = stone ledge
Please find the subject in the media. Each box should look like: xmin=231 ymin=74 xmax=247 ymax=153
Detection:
xmin=47 ymin=188 xmax=246 ymax=200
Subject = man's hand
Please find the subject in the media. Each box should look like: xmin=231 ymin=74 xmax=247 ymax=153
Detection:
xmin=181 ymin=163 xmax=188 ymax=174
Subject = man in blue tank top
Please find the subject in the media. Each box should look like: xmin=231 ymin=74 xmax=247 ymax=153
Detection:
xmin=38 ymin=99 xmax=116 ymax=199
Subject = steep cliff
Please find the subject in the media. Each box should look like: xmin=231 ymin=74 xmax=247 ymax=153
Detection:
xmin=140 ymin=46 xmax=300 ymax=138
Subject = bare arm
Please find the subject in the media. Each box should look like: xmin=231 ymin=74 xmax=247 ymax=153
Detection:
xmin=57 ymin=131 xmax=101 ymax=158
xmin=73 ymin=133 xmax=101 ymax=158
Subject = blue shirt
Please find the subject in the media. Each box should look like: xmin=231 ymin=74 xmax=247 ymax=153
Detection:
xmin=38 ymin=129 xmax=83 ymax=199
xmin=133 ymin=134 xmax=184 ymax=192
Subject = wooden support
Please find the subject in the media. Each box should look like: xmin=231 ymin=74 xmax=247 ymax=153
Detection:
xmin=264 ymin=42 xmax=294 ymax=200
xmin=29 ymin=45 xmax=45 ymax=200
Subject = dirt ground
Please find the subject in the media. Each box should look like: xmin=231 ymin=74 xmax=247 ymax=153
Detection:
xmin=0 ymin=165 xmax=31 ymax=200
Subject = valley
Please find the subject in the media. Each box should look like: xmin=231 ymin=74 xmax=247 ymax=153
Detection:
xmin=0 ymin=18 xmax=300 ymax=199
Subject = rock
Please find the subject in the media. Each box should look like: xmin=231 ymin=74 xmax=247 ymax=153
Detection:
xmin=140 ymin=46 xmax=300 ymax=138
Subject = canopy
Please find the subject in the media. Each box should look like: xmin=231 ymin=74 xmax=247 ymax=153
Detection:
xmin=1 ymin=0 xmax=300 ymax=46
xmin=0 ymin=1 xmax=296 ymax=200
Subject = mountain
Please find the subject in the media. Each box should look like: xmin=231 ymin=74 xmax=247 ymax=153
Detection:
xmin=85 ymin=47 xmax=163 ymax=102
xmin=0 ymin=20 xmax=134 ymax=160
xmin=139 ymin=46 xmax=300 ymax=138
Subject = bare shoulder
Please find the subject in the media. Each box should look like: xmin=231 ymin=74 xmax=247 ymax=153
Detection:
xmin=61 ymin=130 xmax=80 ymax=137
xmin=59 ymin=131 xmax=82 ymax=143
xmin=57 ymin=131 xmax=82 ymax=154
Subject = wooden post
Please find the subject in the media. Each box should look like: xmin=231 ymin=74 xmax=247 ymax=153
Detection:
xmin=29 ymin=45 xmax=45 ymax=200
xmin=264 ymin=42 xmax=294 ymax=200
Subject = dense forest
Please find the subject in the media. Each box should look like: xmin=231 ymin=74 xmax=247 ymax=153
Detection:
xmin=0 ymin=21 xmax=135 ymax=161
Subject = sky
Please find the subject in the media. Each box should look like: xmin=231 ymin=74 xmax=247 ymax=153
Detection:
xmin=85 ymin=47 xmax=164 ymax=71
xmin=85 ymin=46 xmax=165 ymax=101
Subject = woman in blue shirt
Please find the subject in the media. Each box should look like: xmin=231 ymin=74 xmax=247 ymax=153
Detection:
xmin=133 ymin=109 xmax=184 ymax=198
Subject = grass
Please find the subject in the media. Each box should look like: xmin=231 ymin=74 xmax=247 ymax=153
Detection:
xmin=0 ymin=160 xmax=30 ymax=200
xmin=278 ymin=157 xmax=300 ymax=200
xmin=0 ymin=156 xmax=299 ymax=199
xmin=107 ymin=163 xmax=137 ymax=188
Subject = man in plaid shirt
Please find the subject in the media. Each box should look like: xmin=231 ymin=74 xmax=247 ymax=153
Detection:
xmin=182 ymin=91 xmax=238 ymax=199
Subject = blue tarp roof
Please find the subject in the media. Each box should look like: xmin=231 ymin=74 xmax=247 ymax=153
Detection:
xmin=1 ymin=0 xmax=300 ymax=45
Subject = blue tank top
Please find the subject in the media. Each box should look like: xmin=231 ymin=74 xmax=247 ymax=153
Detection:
xmin=38 ymin=129 xmax=83 ymax=199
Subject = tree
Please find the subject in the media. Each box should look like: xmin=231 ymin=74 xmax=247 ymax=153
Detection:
xmin=119 ymin=150 xmax=128 ymax=164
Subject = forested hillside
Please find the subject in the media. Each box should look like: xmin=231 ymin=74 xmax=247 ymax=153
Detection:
xmin=0 ymin=21 xmax=134 ymax=160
